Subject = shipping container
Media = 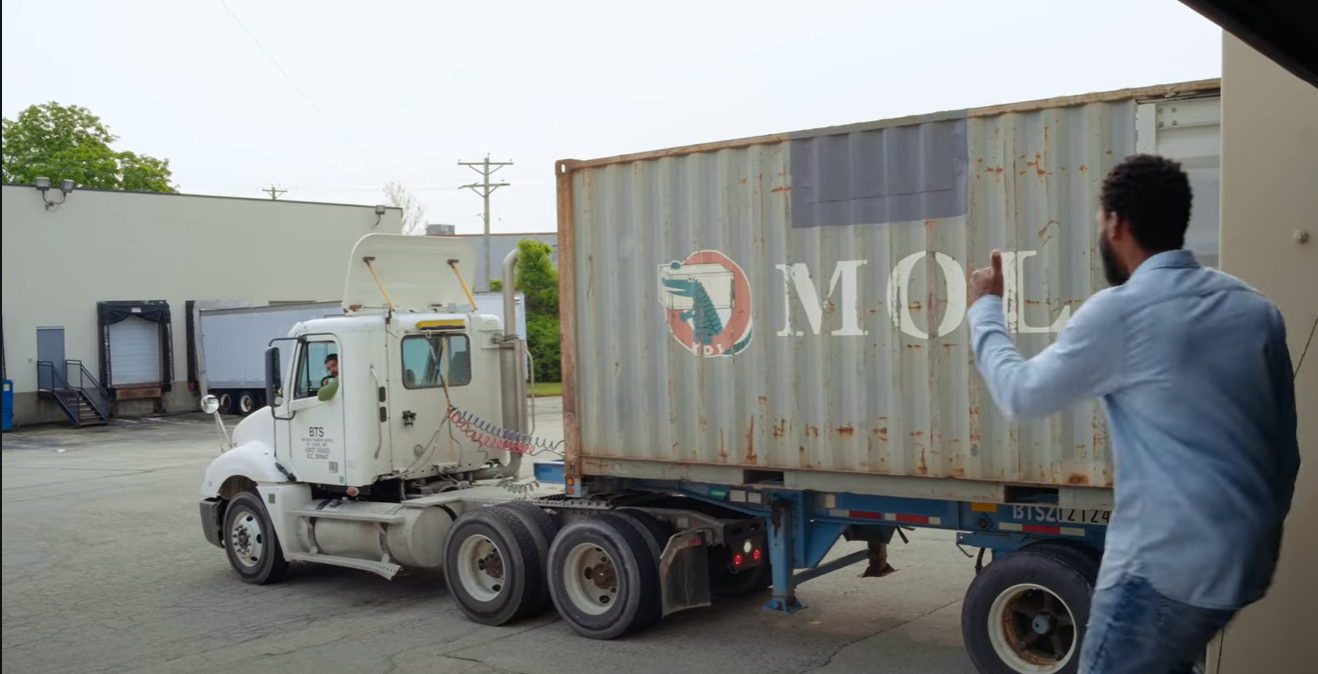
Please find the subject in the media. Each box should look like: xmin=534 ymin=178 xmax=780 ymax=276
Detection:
xmin=557 ymin=79 xmax=1221 ymax=506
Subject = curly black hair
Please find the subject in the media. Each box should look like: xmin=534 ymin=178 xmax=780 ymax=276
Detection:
xmin=1099 ymin=153 xmax=1193 ymax=252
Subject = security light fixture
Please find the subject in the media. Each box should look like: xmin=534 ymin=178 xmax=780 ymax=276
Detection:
xmin=374 ymin=204 xmax=386 ymax=215
xmin=33 ymin=177 xmax=72 ymax=210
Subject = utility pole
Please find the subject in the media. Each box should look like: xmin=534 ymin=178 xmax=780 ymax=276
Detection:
xmin=261 ymin=184 xmax=287 ymax=200
xmin=458 ymin=155 xmax=512 ymax=288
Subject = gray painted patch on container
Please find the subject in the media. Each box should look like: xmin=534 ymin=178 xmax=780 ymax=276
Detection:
xmin=788 ymin=116 xmax=968 ymax=228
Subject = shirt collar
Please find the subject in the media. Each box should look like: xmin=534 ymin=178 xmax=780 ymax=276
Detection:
xmin=1131 ymin=249 xmax=1199 ymax=278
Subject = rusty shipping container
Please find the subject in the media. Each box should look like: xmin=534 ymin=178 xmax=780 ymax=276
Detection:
xmin=556 ymin=80 xmax=1222 ymax=505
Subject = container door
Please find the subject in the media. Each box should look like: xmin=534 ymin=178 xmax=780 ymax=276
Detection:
xmin=285 ymin=337 xmax=347 ymax=485
xmin=36 ymin=327 xmax=66 ymax=386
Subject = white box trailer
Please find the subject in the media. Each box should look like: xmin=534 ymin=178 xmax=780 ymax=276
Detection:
xmin=195 ymin=303 xmax=342 ymax=415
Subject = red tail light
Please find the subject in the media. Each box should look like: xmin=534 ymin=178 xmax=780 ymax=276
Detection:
xmin=733 ymin=553 xmax=744 ymax=567
xmin=752 ymin=548 xmax=762 ymax=562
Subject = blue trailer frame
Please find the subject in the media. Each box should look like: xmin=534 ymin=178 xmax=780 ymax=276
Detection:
xmin=533 ymin=460 xmax=1108 ymax=614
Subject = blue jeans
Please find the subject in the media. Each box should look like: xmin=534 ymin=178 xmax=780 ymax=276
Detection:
xmin=1080 ymin=573 xmax=1236 ymax=674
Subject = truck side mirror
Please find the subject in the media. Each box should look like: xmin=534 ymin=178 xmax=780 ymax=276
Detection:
xmin=264 ymin=346 xmax=283 ymax=409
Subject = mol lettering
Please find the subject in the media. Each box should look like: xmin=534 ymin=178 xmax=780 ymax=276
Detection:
xmin=776 ymin=251 xmax=1072 ymax=340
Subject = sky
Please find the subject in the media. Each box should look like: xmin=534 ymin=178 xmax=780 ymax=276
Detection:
xmin=2 ymin=0 xmax=1222 ymax=235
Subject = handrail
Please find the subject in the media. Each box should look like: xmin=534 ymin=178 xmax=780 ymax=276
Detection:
xmin=36 ymin=361 xmax=83 ymax=424
xmin=66 ymin=359 xmax=110 ymax=420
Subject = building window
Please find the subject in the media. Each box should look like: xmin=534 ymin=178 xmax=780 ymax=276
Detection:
xmin=401 ymin=334 xmax=470 ymax=389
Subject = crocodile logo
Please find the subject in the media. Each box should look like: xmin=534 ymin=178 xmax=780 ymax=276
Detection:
xmin=659 ymin=250 xmax=753 ymax=357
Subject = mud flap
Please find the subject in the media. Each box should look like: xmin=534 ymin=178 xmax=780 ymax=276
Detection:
xmin=659 ymin=532 xmax=712 ymax=617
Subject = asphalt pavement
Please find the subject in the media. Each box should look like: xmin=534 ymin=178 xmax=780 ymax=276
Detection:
xmin=2 ymin=401 xmax=978 ymax=674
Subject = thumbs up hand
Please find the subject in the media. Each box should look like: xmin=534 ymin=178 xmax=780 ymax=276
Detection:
xmin=970 ymin=249 xmax=1005 ymax=304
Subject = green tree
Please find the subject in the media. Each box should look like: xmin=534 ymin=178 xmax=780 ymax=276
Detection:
xmin=2 ymin=102 xmax=176 ymax=192
xmin=491 ymin=239 xmax=561 ymax=383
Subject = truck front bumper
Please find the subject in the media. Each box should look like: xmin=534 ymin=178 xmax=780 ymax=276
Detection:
xmin=200 ymin=498 xmax=224 ymax=548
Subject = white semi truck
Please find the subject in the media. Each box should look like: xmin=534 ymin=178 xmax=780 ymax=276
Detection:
xmin=198 ymin=233 xmax=754 ymax=639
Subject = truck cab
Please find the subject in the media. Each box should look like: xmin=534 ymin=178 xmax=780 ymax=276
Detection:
xmin=198 ymin=233 xmax=542 ymax=584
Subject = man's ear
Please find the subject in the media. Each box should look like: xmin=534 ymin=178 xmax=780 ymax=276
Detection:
xmin=1107 ymin=214 xmax=1130 ymax=242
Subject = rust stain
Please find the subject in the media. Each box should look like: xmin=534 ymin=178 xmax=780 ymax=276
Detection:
xmin=1078 ymin=165 xmax=1089 ymax=172
xmin=904 ymin=343 xmax=923 ymax=351
xmin=745 ymin=417 xmax=757 ymax=462
xmin=738 ymin=178 xmax=748 ymax=185
xmin=982 ymin=166 xmax=1005 ymax=175
xmin=951 ymin=467 xmax=966 ymax=477
xmin=759 ymin=396 xmax=768 ymax=406
xmin=699 ymin=417 xmax=708 ymax=433
xmin=909 ymin=300 xmax=922 ymax=311
xmin=836 ymin=424 xmax=855 ymax=438
xmin=1067 ymin=473 xmax=1089 ymax=485
xmin=770 ymin=185 xmax=790 ymax=194
xmin=873 ymin=427 xmax=889 ymax=442
xmin=719 ymin=431 xmax=727 ymax=462
xmin=917 ymin=448 xmax=928 ymax=474
xmin=805 ymin=425 xmax=820 ymax=438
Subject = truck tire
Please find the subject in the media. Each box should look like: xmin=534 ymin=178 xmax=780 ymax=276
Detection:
xmin=443 ymin=506 xmax=545 ymax=626
xmin=497 ymin=502 xmax=560 ymax=615
xmin=218 ymin=392 xmax=235 ymax=415
xmin=708 ymin=545 xmax=773 ymax=598
xmin=962 ymin=547 xmax=1093 ymax=674
xmin=548 ymin=513 xmax=661 ymax=640
xmin=222 ymin=490 xmax=289 ymax=585
xmin=610 ymin=510 xmax=674 ymax=628
xmin=237 ymin=391 xmax=259 ymax=415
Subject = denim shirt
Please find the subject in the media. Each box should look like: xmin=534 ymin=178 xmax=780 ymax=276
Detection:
xmin=968 ymin=250 xmax=1300 ymax=610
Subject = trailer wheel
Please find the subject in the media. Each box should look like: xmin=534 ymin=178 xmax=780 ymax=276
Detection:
xmin=443 ymin=506 xmax=546 ymax=626
xmin=708 ymin=545 xmax=773 ymax=598
xmin=962 ymin=548 xmax=1093 ymax=674
xmin=610 ymin=510 xmax=673 ymax=627
xmin=222 ymin=490 xmax=289 ymax=585
xmin=237 ymin=391 xmax=258 ymax=415
xmin=548 ymin=513 xmax=661 ymax=640
xmin=218 ymin=392 xmax=235 ymax=415
xmin=497 ymin=502 xmax=560 ymax=614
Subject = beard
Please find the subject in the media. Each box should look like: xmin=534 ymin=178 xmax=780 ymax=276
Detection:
xmin=1099 ymin=234 xmax=1129 ymax=286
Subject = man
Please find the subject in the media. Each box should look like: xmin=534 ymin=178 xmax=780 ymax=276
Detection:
xmin=318 ymin=353 xmax=339 ymax=402
xmin=966 ymin=154 xmax=1299 ymax=674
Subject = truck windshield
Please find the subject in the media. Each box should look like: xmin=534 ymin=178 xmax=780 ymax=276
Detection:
xmin=400 ymin=334 xmax=470 ymax=389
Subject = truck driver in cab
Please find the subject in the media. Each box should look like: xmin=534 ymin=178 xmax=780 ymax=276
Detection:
xmin=318 ymin=353 xmax=338 ymax=401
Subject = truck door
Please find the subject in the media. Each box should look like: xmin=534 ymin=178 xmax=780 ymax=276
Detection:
xmin=285 ymin=337 xmax=347 ymax=485
xmin=393 ymin=327 xmax=473 ymax=473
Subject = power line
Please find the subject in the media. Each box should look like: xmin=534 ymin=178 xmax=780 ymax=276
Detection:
xmin=216 ymin=0 xmax=383 ymax=173
xmin=458 ymin=155 xmax=513 ymax=289
xmin=261 ymin=184 xmax=287 ymax=199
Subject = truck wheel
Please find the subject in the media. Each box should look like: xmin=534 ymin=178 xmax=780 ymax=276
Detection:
xmin=443 ymin=506 xmax=545 ymax=626
xmin=962 ymin=548 xmax=1093 ymax=674
xmin=708 ymin=545 xmax=773 ymax=598
xmin=222 ymin=490 xmax=289 ymax=585
xmin=237 ymin=391 xmax=258 ymax=415
xmin=548 ymin=513 xmax=660 ymax=640
xmin=610 ymin=510 xmax=673 ymax=627
xmin=497 ymin=502 xmax=560 ymax=615
xmin=218 ymin=393 xmax=235 ymax=415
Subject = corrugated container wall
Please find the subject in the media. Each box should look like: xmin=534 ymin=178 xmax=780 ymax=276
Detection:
xmin=558 ymin=81 xmax=1221 ymax=497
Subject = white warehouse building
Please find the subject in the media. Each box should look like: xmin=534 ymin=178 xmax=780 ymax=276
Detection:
xmin=1 ymin=183 xmax=404 ymax=428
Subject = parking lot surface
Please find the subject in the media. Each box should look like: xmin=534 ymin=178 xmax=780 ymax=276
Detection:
xmin=2 ymin=401 xmax=978 ymax=674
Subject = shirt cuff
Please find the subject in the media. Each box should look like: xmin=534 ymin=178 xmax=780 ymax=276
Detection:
xmin=968 ymin=295 xmax=1004 ymax=326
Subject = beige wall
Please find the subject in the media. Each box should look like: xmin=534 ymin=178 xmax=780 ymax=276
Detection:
xmin=1 ymin=186 xmax=403 ymax=425
xmin=1212 ymin=33 xmax=1318 ymax=673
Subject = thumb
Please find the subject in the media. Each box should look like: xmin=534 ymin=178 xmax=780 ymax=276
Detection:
xmin=990 ymin=249 xmax=1003 ymax=276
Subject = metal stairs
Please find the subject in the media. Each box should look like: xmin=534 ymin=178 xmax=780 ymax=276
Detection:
xmin=37 ymin=360 xmax=111 ymax=428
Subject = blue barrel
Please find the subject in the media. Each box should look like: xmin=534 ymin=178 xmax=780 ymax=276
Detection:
xmin=1 ymin=379 xmax=12 ymax=432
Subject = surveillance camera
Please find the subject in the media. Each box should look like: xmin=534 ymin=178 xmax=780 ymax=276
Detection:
xmin=34 ymin=177 xmax=50 ymax=190
xmin=59 ymin=179 xmax=74 ymax=194
xmin=374 ymin=204 xmax=386 ymax=215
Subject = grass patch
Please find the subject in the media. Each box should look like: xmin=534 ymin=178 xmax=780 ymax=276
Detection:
xmin=529 ymin=381 xmax=562 ymax=397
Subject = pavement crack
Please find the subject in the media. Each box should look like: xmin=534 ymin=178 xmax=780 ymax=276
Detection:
xmin=801 ymin=597 xmax=963 ymax=674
